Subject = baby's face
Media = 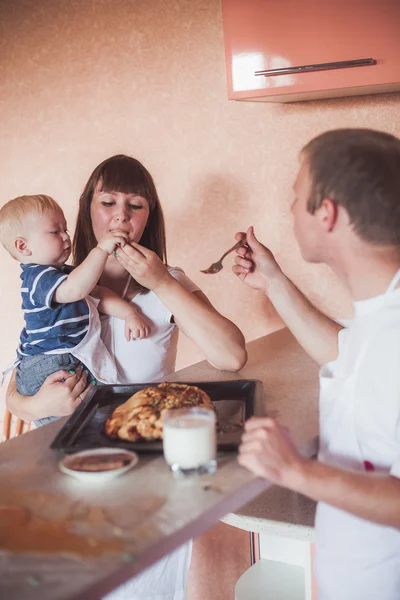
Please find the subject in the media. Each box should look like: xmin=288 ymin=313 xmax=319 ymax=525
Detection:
xmin=25 ymin=210 xmax=71 ymax=266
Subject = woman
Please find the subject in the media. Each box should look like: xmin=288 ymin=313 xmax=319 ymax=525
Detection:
xmin=6 ymin=154 xmax=247 ymax=600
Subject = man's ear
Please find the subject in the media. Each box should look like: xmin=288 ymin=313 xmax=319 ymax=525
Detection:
xmin=315 ymin=198 xmax=338 ymax=233
xmin=14 ymin=238 xmax=32 ymax=256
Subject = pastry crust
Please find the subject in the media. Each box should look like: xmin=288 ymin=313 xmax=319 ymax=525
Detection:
xmin=105 ymin=383 xmax=213 ymax=442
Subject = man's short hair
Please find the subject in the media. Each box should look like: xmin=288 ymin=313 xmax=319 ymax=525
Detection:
xmin=302 ymin=128 xmax=400 ymax=246
xmin=0 ymin=194 xmax=62 ymax=259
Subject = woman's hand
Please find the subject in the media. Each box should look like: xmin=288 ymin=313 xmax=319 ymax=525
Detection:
xmin=115 ymin=242 xmax=171 ymax=291
xmin=36 ymin=368 xmax=92 ymax=417
xmin=6 ymin=367 xmax=91 ymax=422
xmin=116 ymin=241 xmax=247 ymax=372
xmin=238 ymin=417 xmax=306 ymax=488
xmin=233 ymin=227 xmax=283 ymax=294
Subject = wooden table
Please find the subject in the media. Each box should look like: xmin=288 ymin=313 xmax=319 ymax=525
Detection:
xmin=0 ymin=328 xmax=320 ymax=600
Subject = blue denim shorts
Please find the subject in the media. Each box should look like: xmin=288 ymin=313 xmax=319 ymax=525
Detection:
xmin=16 ymin=353 xmax=95 ymax=428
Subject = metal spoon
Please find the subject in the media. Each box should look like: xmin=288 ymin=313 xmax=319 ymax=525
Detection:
xmin=200 ymin=241 xmax=244 ymax=275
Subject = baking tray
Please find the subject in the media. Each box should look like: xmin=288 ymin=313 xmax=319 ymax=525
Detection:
xmin=50 ymin=379 xmax=266 ymax=454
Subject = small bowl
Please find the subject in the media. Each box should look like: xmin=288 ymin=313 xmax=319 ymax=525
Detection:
xmin=59 ymin=448 xmax=138 ymax=482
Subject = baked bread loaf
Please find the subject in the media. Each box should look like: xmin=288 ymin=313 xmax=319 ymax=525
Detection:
xmin=105 ymin=383 xmax=213 ymax=442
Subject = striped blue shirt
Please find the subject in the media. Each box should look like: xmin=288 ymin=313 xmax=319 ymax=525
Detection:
xmin=18 ymin=264 xmax=89 ymax=358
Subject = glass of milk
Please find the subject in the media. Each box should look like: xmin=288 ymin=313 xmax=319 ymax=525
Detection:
xmin=162 ymin=407 xmax=217 ymax=476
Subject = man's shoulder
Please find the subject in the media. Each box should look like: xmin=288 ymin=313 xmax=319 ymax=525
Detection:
xmin=358 ymin=310 xmax=400 ymax=376
xmin=340 ymin=303 xmax=400 ymax=372
xmin=373 ymin=301 xmax=400 ymax=343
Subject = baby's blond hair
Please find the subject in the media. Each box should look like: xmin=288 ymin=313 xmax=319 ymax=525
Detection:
xmin=0 ymin=194 xmax=63 ymax=259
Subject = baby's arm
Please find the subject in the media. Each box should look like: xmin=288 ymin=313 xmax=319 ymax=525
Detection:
xmin=92 ymin=285 xmax=151 ymax=340
xmin=54 ymin=231 xmax=128 ymax=304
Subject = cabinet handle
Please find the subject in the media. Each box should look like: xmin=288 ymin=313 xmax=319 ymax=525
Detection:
xmin=254 ymin=58 xmax=376 ymax=77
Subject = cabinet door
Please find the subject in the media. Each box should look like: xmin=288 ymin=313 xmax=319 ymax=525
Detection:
xmin=222 ymin=0 xmax=400 ymax=102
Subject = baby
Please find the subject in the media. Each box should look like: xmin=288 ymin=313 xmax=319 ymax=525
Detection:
xmin=0 ymin=194 xmax=150 ymax=398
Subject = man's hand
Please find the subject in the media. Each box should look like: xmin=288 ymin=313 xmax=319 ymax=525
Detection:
xmin=232 ymin=227 xmax=283 ymax=293
xmin=238 ymin=417 xmax=307 ymax=488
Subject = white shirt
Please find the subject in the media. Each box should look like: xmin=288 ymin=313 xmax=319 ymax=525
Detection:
xmin=100 ymin=266 xmax=200 ymax=384
xmin=315 ymin=286 xmax=400 ymax=600
xmin=335 ymin=291 xmax=400 ymax=475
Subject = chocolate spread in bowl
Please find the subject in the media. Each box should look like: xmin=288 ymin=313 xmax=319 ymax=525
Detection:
xmin=64 ymin=452 xmax=133 ymax=472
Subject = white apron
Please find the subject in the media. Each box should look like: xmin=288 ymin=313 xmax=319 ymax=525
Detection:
xmin=3 ymin=296 xmax=118 ymax=386
xmin=68 ymin=296 xmax=118 ymax=384
xmin=45 ymin=296 xmax=119 ymax=384
xmin=315 ymin=271 xmax=400 ymax=600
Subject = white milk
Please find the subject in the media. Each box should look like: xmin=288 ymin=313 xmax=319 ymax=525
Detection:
xmin=163 ymin=413 xmax=216 ymax=470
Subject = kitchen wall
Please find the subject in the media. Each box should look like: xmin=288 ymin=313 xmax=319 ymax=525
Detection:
xmin=0 ymin=0 xmax=399 ymax=408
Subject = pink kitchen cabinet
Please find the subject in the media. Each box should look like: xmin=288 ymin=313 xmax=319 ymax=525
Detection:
xmin=221 ymin=0 xmax=400 ymax=102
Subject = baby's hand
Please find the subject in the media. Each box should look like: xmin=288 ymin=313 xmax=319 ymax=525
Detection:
xmin=125 ymin=310 xmax=151 ymax=341
xmin=97 ymin=231 xmax=129 ymax=255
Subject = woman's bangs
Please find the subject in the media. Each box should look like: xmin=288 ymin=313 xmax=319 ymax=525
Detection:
xmin=99 ymin=158 xmax=152 ymax=203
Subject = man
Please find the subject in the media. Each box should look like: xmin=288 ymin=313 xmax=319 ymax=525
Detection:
xmin=234 ymin=129 xmax=400 ymax=600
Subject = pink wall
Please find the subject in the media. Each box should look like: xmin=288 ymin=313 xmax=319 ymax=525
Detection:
xmin=1 ymin=0 xmax=399 ymax=389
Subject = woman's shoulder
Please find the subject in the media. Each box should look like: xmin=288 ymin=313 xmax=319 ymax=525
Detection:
xmin=167 ymin=265 xmax=201 ymax=293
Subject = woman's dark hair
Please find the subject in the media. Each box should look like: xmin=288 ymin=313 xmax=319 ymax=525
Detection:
xmin=73 ymin=155 xmax=167 ymax=293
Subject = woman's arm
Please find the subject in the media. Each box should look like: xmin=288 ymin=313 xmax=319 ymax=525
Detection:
xmin=114 ymin=244 xmax=247 ymax=372
xmin=233 ymin=227 xmax=342 ymax=365
xmin=5 ymin=368 xmax=89 ymax=421
xmin=158 ymin=283 xmax=247 ymax=372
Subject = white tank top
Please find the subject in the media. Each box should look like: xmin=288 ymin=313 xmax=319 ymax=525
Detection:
xmin=100 ymin=266 xmax=200 ymax=384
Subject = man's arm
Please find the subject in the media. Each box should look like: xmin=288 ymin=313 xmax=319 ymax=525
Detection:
xmin=233 ymin=227 xmax=342 ymax=365
xmin=294 ymin=458 xmax=400 ymax=528
xmin=267 ymin=273 xmax=343 ymax=366
xmin=238 ymin=417 xmax=400 ymax=528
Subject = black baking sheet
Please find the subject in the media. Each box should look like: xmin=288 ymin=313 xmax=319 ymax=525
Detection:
xmin=50 ymin=380 xmax=266 ymax=454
